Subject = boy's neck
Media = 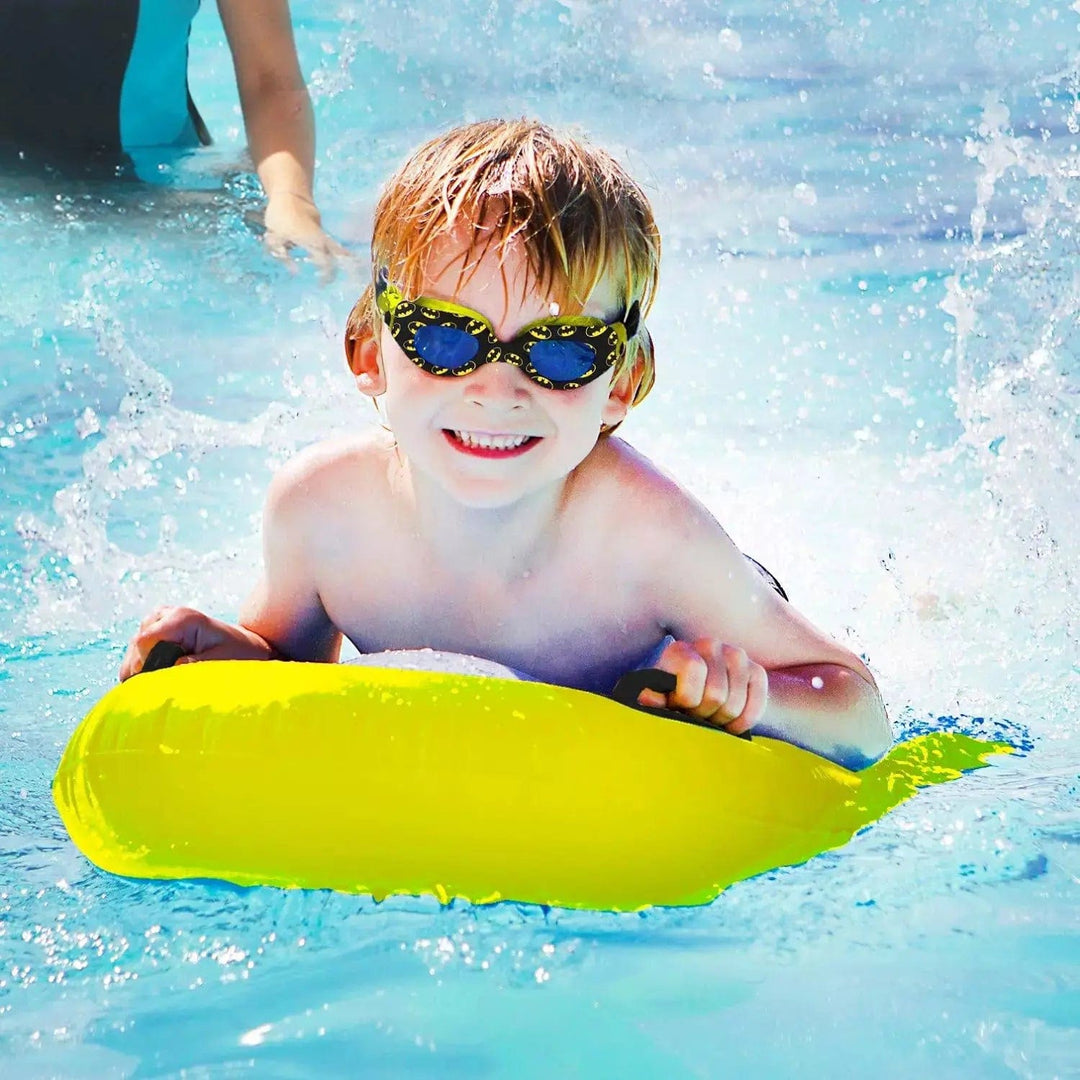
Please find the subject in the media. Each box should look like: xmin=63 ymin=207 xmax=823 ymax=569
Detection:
xmin=403 ymin=462 xmax=566 ymax=580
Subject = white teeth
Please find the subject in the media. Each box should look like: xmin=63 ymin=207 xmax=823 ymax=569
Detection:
xmin=451 ymin=431 xmax=532 ymax=450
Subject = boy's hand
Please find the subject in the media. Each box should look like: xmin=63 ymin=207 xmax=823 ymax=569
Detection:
xmin=642 ymin=637 xmax=768 ymax=735
xmin=118 ymin=605 xmax=274 ymax=681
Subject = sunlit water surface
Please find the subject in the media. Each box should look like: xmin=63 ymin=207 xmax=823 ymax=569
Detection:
xmin=1 ymin=1 xmax=1077 ymax=1075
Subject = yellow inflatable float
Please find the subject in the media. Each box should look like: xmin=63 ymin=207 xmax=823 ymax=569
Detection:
xmin=53 ymin=656 xmax=1011 ymax=911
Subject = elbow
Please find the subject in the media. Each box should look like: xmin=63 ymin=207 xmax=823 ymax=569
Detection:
xmin=833 ymin=725 xmax=891 ymax=771
xmin=837 ymin=670 xmax=892 ymax=769
xmin=822 ymin=666 xmax=891 ymax=770
xmin=865 ymin=709 xmax=894 ymax=764
xmin=763 ymin=663 xmax=892 ymax=769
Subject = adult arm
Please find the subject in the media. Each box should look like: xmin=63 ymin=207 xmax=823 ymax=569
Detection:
xmin=217 ymin=0 xmax=347 ymax=266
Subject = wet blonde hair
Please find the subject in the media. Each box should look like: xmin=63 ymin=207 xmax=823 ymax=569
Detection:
xmin=346 ymin=119 xmax=661 ymax=417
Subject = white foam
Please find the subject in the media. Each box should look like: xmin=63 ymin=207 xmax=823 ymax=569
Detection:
xmin=346 ymin=648 xmax=523 ymax=681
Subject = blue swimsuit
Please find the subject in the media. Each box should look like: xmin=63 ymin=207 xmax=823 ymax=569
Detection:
xmin=0 ymin=0 xmax=206 ymax=157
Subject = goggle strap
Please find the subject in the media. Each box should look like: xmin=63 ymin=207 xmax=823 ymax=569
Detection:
xmin=376 ymin=268 xmax=641 ymax=340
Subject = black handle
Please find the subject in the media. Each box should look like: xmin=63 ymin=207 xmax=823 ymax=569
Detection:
xmin=610 ymin=667 xmax=751 ymax=739
xmin=142 ymin=641 xmax=187 ymax=673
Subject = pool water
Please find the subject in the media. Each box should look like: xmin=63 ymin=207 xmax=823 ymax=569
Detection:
xmin=2 ymin=0 xmax=1078 ymax=1074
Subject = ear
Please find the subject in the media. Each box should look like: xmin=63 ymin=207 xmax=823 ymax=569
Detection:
xmin=345 ymin=329 xmax=385 ymax=397
xmin=601 ymin=363 xmax=639 ymax=429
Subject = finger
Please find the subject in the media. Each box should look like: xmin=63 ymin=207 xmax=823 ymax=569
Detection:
xmin=718 ymin=644 xmax=750 ymax=721
xmin=636 ymin=655 xmax=680 ymax=708
xmin=122 ymin=606 xmax=197 ymax=680
xmin=133 ymin=607 xmax=202 ymax=660
xmin=744 ymin=664 xmax=769 ymax=727
xmin=656 ymin=640 xmax=708 ymax=710
xmin=122 ymin=625 xmax=173 ymax=680
xmin=264 ymin=231 xmax=295 ymax=268
xmin=132 ymin=629 xmax=162 ymax=665
xmin=118 ymin=642 xmax=140 ymax=681
xmin=309 ymin=235 xmax=357 ymax=283
xmin=724 ymin=666 xmax=768 ymax=735
xmin=724 ymin=712 xmax=753 ymax=737
xmin=137 ymin=604 xmax=172 ymax=633
xmin=689 ymin=637 xmax=728 ymax=719
xmin=310 ymin=245 xmax=337 ymax=285
xmin=334 ymin=249 xmax=365 ymax=283
xmin=129 ymin=634 xmax=164 ymax=675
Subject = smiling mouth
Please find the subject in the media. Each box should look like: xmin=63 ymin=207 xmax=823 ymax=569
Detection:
xmin=443 ymin=430 xmax=542 ymax=457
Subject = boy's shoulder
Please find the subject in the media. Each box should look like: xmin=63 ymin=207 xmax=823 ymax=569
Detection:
xmin=573 ymin=437 xmax=728 ymax=553
xmin=578 ymin=437 xmax=710 ymax=519
xmin=264 ymin=429 xmax=395 ymax=520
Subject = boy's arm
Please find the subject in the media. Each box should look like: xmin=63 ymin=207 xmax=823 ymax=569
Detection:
xmin=118 ymin=459 xmax=341 ymax=679
xmin=644 ymin=497 xmax=890 ymax=768
xmin=234 ymin=459 xmax=343 ymax=663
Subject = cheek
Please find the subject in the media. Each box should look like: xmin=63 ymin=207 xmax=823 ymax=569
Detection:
xmin=380 ymin=368 xmax=435 ymax=440
xmin=382 ymin=349 xmax=440 ymax=408
xmin=379 ymin=330 xmax=424 ymax=389
xmin=550 ymin=382 xmax=615 ymax=432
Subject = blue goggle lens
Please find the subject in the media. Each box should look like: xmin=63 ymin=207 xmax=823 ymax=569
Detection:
xmin=413 ymin=325 xmax=480 ymax=370
xmin=528 ymin=339 xmax=597 ymax=382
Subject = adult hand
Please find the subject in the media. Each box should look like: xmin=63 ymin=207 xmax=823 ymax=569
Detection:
xmin=640 ymin=637 xmax=769 ymax=736
xmin=263 ymin=191 xmax=351 ymax=277
xmin=119 ymin=605 xmax=274 ymax=681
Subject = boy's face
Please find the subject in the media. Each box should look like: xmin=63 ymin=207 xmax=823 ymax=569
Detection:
xmin=355 ymin=231 xmax=634 ymax=509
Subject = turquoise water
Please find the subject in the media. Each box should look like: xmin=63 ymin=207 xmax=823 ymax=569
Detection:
xmin=2 ymin=1 xmax=1078 ymax=1074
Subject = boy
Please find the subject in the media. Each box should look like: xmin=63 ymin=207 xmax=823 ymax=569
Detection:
xmin=120 ymin=119 xmax=890 ymax=769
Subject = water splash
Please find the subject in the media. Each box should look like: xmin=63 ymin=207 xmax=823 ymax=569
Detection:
xmin=946 ymin=92 xmax=1079 ymax=602
xmin=878 ymin=84 xmax=1080 ymax=734
xmin=12 ymin=257 xmax=331 ymax=634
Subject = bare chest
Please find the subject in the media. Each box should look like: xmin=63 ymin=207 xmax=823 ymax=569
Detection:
xmin=321 ymin=546 xmax=662 ymax=691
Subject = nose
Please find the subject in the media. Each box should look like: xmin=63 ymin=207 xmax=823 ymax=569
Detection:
xmin=463 ymin=360 xmax=531 ymax=409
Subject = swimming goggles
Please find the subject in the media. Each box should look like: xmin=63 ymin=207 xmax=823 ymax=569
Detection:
xmin=374 ymin=271 xmax=640 ymax=391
